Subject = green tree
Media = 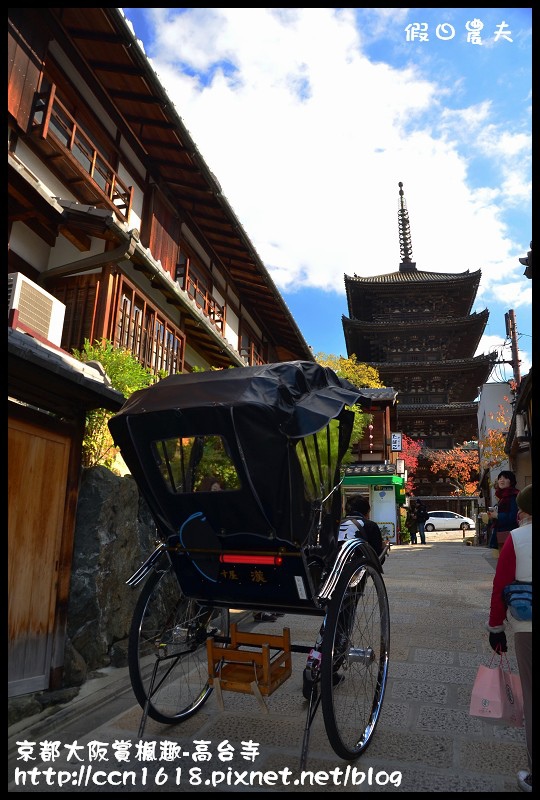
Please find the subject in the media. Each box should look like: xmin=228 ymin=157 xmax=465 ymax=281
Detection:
xmin=72 ymin=339 xmax=158 ymax=469
xmin=315 ymin=353 xmax=383 ymax=462
xmin=314 ymin=353 xmax=383 ymax=389
xmin=399 ymin=506 xmax=412 ymax=544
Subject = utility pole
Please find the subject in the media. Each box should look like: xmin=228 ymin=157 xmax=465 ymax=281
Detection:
xmin=504 ymin=309 xmax=521 ymax=387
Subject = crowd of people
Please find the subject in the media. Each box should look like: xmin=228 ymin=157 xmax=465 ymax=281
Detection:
xmin=403 ymin=474 xmax=532 ymax=793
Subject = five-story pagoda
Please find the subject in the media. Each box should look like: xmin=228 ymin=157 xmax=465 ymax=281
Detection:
xmin=342 ymin=182 xmax=496 ymax=497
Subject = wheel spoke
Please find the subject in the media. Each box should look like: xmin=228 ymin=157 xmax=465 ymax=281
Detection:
xmin=321 ymin=559 xmax=389 ymax=759
xmin=128 ymin=564 xmax=229 ymax=724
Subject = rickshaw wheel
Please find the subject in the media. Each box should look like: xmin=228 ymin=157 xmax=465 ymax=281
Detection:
xmin=320 ymin=557 xmax=390 ymax=760
xmin=128 ymin=564 xmax=230 ymax=724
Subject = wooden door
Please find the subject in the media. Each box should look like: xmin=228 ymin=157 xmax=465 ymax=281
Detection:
xmin=8 ymin=417 xmax=71 ymax=696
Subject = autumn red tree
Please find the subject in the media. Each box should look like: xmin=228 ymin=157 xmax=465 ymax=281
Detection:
xmin=399 ymin=433 xmax=423 ymax=494
xmin=426 ymin=445 xmax=480 ymax=495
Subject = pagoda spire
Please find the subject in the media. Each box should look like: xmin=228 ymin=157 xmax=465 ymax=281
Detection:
xmin=398 ymin=181 xmax=417 ymax=272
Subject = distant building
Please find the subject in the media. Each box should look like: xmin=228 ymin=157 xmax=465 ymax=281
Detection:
xmin=477 ymin=382 xmax=513 ymax=506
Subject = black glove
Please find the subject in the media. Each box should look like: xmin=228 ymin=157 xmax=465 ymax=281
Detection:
xmin=489 ymin=631 xmax=507 ymax=653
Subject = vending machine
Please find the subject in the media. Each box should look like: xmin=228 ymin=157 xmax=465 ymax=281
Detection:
xmin=368 ymin=484 xmax=399 ymax=544
xmin=341 ymin=471 xmax=406 ymax=545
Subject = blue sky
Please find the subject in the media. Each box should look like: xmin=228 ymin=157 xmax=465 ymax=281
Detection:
xmin=120 ymin=8 xmax=532 ymax=383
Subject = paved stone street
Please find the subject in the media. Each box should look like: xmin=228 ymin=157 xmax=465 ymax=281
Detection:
xmin=8 ymin=532 xmax=527 ymax=793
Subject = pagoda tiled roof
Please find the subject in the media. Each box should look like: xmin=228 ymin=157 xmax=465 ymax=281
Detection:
xmin=344 ymin=269 xmax=481 ymax=285
xmin=397 ymin=402 xmax=479 ymax=414
xmin=373 ymin=353 xmax=496 ymax=372
xmin=344 ymin=268 xmax=482 ymax=320
xmin=342 ymin=311 xmax=489 ymax=360
xmin=342 ymin=309 xmax=488 ymax=330
xmin=378 ymin=355 xmax=495 ymax=403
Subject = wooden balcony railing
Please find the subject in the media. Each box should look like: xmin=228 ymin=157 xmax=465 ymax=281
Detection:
xmin=240 ymin=343 xmax=265 ymax=367
xmin=30 ymin=85 xmax=133 ymax=221
xmin=181 ymin=273 xmax=225 ymax=334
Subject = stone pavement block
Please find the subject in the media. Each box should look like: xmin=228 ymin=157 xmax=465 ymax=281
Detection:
xmin=9 ymin=535 xmax=527 ymax=793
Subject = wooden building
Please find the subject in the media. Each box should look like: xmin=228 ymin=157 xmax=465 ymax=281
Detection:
xmin=504 ymin=368 xmax=532 ymax=490
xmin=8 ymin=8 xmax=313 ymax=373
xmin=342 ymin=183 xmax=496 ymax=498
xmin=8 ymin=7 xmax=317 ymax=699
xmin=8 ymin=9 xmax=450 ymax=699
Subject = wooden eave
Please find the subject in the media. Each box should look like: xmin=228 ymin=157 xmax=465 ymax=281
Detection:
xmin=397 ymin=402 xmax=479 ymax=416
xmin=379 ymin=355 xmax=496 ymax=403
xmin=8 ymin=153 xmax=65 ymax=248
xmin=8 ymin=328 xmax=125 ymax=419
xmin=342 ymin=309 xmax=489 ymax=361
xmin=374 ymin=353 xmax=496 ymax=375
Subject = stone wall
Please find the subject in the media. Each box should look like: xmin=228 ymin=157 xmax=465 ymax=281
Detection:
xmin=64 ymin=466 xmax=158 ymax=685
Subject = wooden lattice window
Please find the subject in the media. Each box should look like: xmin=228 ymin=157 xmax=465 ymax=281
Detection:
xmin=115 ymin=282 xmax=184 ymax=376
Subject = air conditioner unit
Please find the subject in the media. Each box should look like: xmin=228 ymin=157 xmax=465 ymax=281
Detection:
xmin=8 ymin=272 xmax=66 ymax=347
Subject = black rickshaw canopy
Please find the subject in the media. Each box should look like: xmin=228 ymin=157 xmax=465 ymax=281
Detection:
xmin=108 ymin=361 xmax=377 ymax=611
xmin=111 ymin=359 xmax=373 ymax=436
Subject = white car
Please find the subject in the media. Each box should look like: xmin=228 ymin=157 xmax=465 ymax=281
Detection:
xmin=424 ymin=511 xmax=475 ymax=532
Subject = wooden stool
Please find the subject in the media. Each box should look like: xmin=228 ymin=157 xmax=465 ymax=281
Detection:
xmin=207 ymin=623 xmax=292 ymax=712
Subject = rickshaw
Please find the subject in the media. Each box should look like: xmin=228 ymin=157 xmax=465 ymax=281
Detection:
xmin=108 ymin=361 xmax=390 ymax=768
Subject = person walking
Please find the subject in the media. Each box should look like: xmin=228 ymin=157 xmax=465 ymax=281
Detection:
xmin=406 ymin=501 xmax=418 ymax=544
xmin=486 ymin=483 xmax=532 ymax=793
xmin=414 ymin=498 xmax=429 ymax=544
xmin=488 ymin=470 xmax=520 ymax=550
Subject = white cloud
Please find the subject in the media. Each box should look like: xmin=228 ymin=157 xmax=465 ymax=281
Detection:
xmin=140 ymin=8 xmax=530 ymax=295
xmin=126 ymin=6 xmax=531 ymax=361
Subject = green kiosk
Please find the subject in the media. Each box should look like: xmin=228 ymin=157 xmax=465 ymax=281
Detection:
xmin=342 ymin=465 xmax=406 ymax=545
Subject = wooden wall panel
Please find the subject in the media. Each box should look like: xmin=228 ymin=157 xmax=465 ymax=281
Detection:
xmin=8 ymin=417 xmax=71 ymax=696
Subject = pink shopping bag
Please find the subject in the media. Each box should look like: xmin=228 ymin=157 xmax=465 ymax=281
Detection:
xmin=469 ymin=653 xmax=524 ymax=727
